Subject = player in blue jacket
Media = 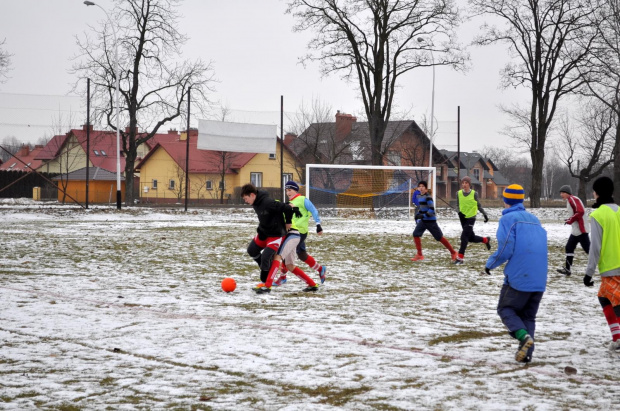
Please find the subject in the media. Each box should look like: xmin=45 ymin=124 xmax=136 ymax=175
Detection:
xmin=485 ymin=184 xmax=547 ymax=363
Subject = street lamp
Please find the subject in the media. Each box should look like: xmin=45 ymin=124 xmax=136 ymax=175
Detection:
xmin=417 ymin=37 xmax=435 ymax=168
xmin=84 ymin=1 xmax=122 ymax=210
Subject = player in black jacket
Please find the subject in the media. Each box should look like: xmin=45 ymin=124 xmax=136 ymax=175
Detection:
xmin=241 ymin=184 xmax=295 ymax=291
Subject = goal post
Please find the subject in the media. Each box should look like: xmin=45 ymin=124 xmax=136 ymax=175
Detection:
xmin=305 ymin=164 xmax=436 ymax=218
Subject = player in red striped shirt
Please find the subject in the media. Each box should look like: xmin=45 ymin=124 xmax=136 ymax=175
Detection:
xmin=557 ymin=185 xmax=590 ymax=276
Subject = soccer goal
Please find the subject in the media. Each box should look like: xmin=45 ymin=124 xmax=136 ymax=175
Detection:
xmin=305 ymin=164 xmax=436 ymax=219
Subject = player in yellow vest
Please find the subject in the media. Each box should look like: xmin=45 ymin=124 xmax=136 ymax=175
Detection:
xmin=454 ymin=176 xmax=491 ymax=265
xmin=584 ymin=176 xmax=620 ymax=353
xmin=272 ymin=181 xmax=327 ymax=287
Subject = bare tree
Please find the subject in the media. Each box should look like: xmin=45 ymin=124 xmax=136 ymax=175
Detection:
xmin=0 ymin=136 xmax=22 ymax=162
xmin=209 ymin=103 xmax=239 ymax=204
xmin=480 ymin=145 xmax=533 ymax=194
xmin=0 ymin=38 xmax=11 ymax=83
xmin=470 ymin=0 xmax=598 ymax=207
xmin=287 ymin=0 xmax=466 ymax=166
xmin=288 ymin=99 xmax=352 ymax=168
xmin=558 ymin=103 xmax=615 ymax=204
xmin=578 ymin=0 xmax=620 ymax=189
xmin=73 ymin=0 xmax=215 ymax=205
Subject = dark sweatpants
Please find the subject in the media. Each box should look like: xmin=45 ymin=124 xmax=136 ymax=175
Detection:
xmin=458 ymin=214 xmax=484 ymax=255
xmin=497 ymin=284 xmax=544 ymax=357
xmin=564 ymin=233 xmax=590 ymax=271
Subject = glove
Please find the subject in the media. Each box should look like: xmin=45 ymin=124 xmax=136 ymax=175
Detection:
xmin=316 ymin=224 xmax=323 ymax=233
xmin=292 ymin=206 xmax=302 ymax=218
xmin=484 ymin=267 xmax=491 ymax=275
xmin=483 ymin=214 xmax=489 ymax=223
xmin=583 ymin=275 xmax=594 ymax=287
xmin=416 ymin=219 xmax=422 ymax=224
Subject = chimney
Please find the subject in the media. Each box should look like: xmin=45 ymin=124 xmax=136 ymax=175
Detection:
xmin=82 ymin=124 xmax=94 ymax=132
xmin=284 ymin=132 xmax=296 ymax=146
xmin=168 ymin=128 xmax=178 ymax=135
xmin=335 ymin=110 xmax=356 ymax=139
xmin=19 ymin=144 xmax=30 ymax=157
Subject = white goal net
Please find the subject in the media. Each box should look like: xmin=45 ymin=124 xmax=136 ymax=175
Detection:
xmin=304 ymin=164 xmax=436 ymax=219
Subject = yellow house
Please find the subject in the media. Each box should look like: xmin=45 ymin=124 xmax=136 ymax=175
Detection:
xmin=134 ymin=129 xmax=300 ymax=204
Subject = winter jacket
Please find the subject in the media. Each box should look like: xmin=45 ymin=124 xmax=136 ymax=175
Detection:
xmin=564 ymin=194 xmax=588 ymax=236
xmin=485 ymin=203 xmax=548 ymax=292
xmin=252 ymin=190 xmax=293 ymax=239
xmin=414 ymin=192 xmax=437 ymax=221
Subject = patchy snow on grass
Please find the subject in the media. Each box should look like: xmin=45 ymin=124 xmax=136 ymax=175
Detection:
xmin=0 ymin=204 xmax=618 ymax=410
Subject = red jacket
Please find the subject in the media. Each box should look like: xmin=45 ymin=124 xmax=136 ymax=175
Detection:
xmin=565 ymin=195 xmax=587 ymax=234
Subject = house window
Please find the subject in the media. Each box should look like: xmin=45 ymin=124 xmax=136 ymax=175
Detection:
xmin=350 ymin=141 xmax=362 ymax=161
xmin=436 ymin=167 xmax=442 ymax=178
xmin=282 ymin=174 xmax=293 ymax=188
xmin=152 ymin=179 xmax=158 ymax=189
xmin=473 ymin=169 xmax=480 ymax=181
xmin=269 ymin=153 xmax=276 ymax=160
xmin=8 ymin=162 xmax=16 ymax=169
xmin=206 ymin=180 xmax=213 ymax=190
xmin=101 ymin=150 xmax=107 ymax=156
xmin=387 ymin=151 xmax=401 ymax=166
xmin=218 ymin=180 xmax=225 ymax=190
xmin=250 ymin=172 xmax=262 ymax=187
xmin=169 ymin=179 xmax=175 ymax=190
xmin=93 ymin=150 xmax=100 ymax=156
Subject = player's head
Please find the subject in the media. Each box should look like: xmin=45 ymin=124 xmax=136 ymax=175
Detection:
xmin=559 ymin=185 xmax=572 ymax=200
xmin=417 ymin=180 xmax=428 ymax=194
xmin=285 ymin=181 xmax=299 ymax=199
xmin=461 ymin=176 xmax=471 ymax=190
xmin=503 ymin=184 xmax=525 ymax=207
xmin=241 ymin=183 xmax=258 ymax=205
xmin=592 ymin=176 xmax=614 ymax=206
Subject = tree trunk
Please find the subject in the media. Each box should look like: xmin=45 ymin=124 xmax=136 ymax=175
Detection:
xmin=577 ymin=175 xmax=588 ymax=207
xmin=614 ymin=123 xmax=620 ymax=190
xmin=124 ymin=135 xmax=138 ymax=207
xmin=368 ymin=114 xmax=387 ymax=166
xmin=529 ymin=147 xmax=545 ymax=208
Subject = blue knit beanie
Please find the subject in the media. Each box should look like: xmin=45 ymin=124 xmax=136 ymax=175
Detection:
xmin=285 ymin=181 xmax=299 ymax=191
xmin=503 ymin=184 xmax=525 ymax=205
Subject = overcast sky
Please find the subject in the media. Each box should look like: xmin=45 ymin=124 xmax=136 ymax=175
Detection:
xmin=0 ymin=0 xmax=533 ymax=152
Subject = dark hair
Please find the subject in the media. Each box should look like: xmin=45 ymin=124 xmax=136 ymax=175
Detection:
xmin=418 ymin=180 xmax=428 ymax=188
xmin=240 ymin=183 xmax=258 ymax=197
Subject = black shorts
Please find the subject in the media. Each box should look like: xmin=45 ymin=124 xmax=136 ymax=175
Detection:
xmin=413 ymin=220 xmax=443 ymax=241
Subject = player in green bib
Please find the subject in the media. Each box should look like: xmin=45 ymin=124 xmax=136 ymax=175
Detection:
xmin=273 ymin=181 xmax=327 ymax=286
xmin=454 ymin=176 xmax=491 ymax=264
xmin=584 ymin=177 xmax=620 ymax=353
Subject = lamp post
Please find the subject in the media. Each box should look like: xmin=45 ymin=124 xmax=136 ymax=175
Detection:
xmin=84 ymin=1 xmax=122 ymax=210
xmin=417 ymin=37 xmax=435 ymax=168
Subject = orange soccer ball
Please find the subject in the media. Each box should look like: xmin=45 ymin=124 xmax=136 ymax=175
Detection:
xmin=221 ymin=277 xmax=236 ymax=293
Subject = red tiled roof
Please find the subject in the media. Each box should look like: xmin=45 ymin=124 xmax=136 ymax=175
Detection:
xmin=136 ymin=137 xmax=257 ymax=173
xmin=0 ymin=145 xmax=46 ymax=171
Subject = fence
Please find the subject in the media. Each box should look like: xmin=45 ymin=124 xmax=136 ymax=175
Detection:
xmin=0 ymin=170 xmax=58 ymax=200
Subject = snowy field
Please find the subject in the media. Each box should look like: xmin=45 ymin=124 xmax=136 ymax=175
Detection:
xmin=0 ymin=200 xmax=618 ymax=410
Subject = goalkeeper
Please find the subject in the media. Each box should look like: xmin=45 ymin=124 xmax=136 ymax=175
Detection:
xmin=273 ymin=181 xmax=328 ymax=286
xmin=411 ymin=180 xmax=457 ymax=262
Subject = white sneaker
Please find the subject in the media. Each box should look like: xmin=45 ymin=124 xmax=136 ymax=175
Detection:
xmin=609 ymin=340 xmax=620 ymax=353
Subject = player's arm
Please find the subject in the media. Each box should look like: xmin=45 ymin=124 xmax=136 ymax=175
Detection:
xmin=304 ymin=198 xmax=323 ymax=233
xmin=565 ymin=196 xmax=584 ymax=224
xmin=474 ymin=191 xmax=489 ymax=221
xmin=486 ymin=220 xmax=515 ymax=269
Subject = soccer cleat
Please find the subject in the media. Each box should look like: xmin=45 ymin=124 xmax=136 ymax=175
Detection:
xmin=273 ymin=275 xmax=287 ymax=286
xmin=254 ymin=286 xmax=271 ymax=294
xmin=515 ymin=335 xmax=534 ymax=363
xmin=451 ymin=252 xmax=458 ymax=262
xmin=411 ymin=255 xmax=424 ymax=262
xmin=302 ymin=285 xmax=319 ymax=292
xmin=252 ymin=282 xmax=265 ymax=290
xmin=453 ymin=258 xmax=464 ymax=265
xmin=485 ymin=237 xmax=491 ymax=251
xmin=319 ymin=266 xmax=327 ymax=284
xmin=609 ymin=340 xmax=620 ymax=353
xmin=556 ymin=267 xmax=571 ymax=276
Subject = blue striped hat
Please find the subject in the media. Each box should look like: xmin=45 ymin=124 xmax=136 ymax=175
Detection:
xmin=504 ymin=184 xmax=525 ymax=205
